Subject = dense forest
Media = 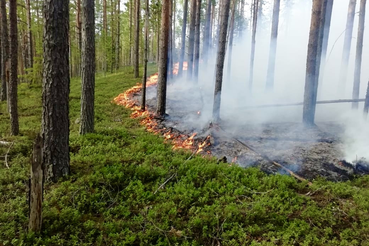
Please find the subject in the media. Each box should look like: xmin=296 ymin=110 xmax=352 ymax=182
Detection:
xmin=1 ymin=0 xmax=369 ymax=244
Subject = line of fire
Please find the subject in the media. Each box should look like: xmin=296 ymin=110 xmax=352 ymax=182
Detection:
xmin=115 ymin=0 xmax=369 ymax=183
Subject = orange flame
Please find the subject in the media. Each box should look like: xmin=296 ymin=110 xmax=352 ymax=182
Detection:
xmin=113 ymin=71 xmax=211 ymax=155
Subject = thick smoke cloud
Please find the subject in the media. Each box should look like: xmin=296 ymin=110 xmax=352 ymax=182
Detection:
xmin=152 ymin=0 xmax=369 ymax=162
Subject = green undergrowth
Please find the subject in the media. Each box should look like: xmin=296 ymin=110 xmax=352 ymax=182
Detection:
xmin=1 ymin=65 xmax=369 ymax=245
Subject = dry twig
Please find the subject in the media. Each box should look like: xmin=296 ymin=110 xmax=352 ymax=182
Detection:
xmin=4 ymin=142 xmax=14 ymax=169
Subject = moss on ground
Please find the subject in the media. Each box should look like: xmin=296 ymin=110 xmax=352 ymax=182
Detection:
xmin=1 ymin=65 xmax=369 ymax=245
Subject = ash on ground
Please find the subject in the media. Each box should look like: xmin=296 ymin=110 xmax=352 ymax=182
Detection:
xmin=129 ymin=83 xmax=369 ymax=182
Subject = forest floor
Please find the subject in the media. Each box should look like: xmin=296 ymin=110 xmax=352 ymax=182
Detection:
xmin=1 ymin=66 xmax=369 ymax=245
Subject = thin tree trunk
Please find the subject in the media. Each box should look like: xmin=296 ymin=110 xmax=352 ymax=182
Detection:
xmin=265 ymin=0 xmax=281 ymax=90
xmin=203 ymin=0 xmax=212 ymax=64
xmin=187 ymin=0 xmax=197 ymax=80
xmin=212 ymin=0 xmax=231 ymax=122
xmin=156 ymin=0 xmax=170 ymax=117
xmin=352 ymin=0 xmax=366 ymax=109
xmin=318 ymin=0 xmax=333 ymax=90
xmin=141 ymin=0 xmax=149 ymax=111
xmin=248 ymin=0 xmax=259 ymax=89
xmin=103 ymin=0 xmax=107 ymax=74
xmin=80 ymin=0 xmax=96 ymax=135
xmin=226 ymin=0 xmax=236 ymax=84
xmin=134 ymin=0 xmax=140 ymax=78
xmin=28 ymin=135 xmax=43 ymax=233
xmin=0 ymin=0 xmax=9 ymax=102
xmin=76 ymin=0 xmax=82 ymax=52
xmin=116 ymin=0 xmax=120 ymax=70
xmin=168 ymin=0 xmax=173 ymax=79
xmin=178 ymin=0 xmax=189 ymax=77
xmin=210 ymin=2 xmax=214 ymax=50
xmin=9 ymin=0 xmax=19 ymax=136
xmin=194 ymin=0 xmax=202 ymax=82
xmin=42 ymin=0 xmax=70 ymax=181
xmin=26 ymin=0 xmax=33 ymax=69
xmin=302 ymin=0 xmax=326 ymax=126
xmin=364 ymin=81 xmax=369 ymax=116
xmin=129 ymin=0 xmax=132 ymax=65
xmin=338 ymin=0 xmax=357 ymax=92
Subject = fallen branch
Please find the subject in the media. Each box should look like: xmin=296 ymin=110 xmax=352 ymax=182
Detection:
xmin=4 ymin=142 xmax=14 ymax=169
xmin=154 ymin=172 xmax=177 ymax=194
xmin=0 ymin=140 xmax=12 ymax=146
xmin=237 ymin=98 xmax=365 ymax=110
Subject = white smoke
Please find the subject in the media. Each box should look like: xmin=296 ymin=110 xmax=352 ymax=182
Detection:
xmin=161 ymin=0 xmax=369 ymax=162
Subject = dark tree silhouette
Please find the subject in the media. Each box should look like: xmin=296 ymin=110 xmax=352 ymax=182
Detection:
xmin=80 ymin=0 xmax=96 ymax=135
xmin=156 ymin=0 xmax=170 ymax=116
xmin=42 ymin=0 xmax=70 ymax=181
xmin=213 ymin=0 xmax=231 ymax=122
xmin=178 ymin=0 xmax=189 ymax=77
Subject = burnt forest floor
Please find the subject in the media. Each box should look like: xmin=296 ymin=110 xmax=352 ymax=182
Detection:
xmin=1 ymin=65 xmax=369 ymax=245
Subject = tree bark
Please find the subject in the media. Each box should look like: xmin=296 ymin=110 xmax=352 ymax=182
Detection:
xmin=338 ymin=0 xmax=357 ymax=92
xmin=168 ymin=0 xmax=173 ymax=79
xmin=129 ymin=0 xmax=132 ymax=65
xmin=364 ymin=81 xmax=369 ymax=117
xmin=42 ymin=0 xmax=70 ymax=182
xmin=187 ymin=0 xmax=197 ymax=80
xmin=321 ymin=0 xmax=333 ymax=63
xmin=116 ymin=0 xmax=120 ymax=70
xmin=302 ymin=0 xmax=326 ymax=126
xmin=265 ymin=0 xmax=280 ymax=90
xmin=212 ymin=0 xmax=231 ymax=122
xmin=226 ymin=0 xmax=237 ymax=84
xmin=248 ymin=0 xmax=259 ymax=89
xmin=80 ymin=0 xmax=95 ymax=135
xmin=203 ymin=0 xmax=212 ymax=64
xmin=26 ymin=0 xmax=34 ymax=69
xmin=178 ymin=0 xmax=188 ymax=77
xmin=103 ymin=0 xmax=107 ymax=74
xmin=352 ymin=0 xmax=366 ymax=109
xmin=194 ymin=0 xmax=202 ymax=82
xmin=28 ymin=135 xmax=43 ymax=233
xmin=0 ymin=0 xmax=9 ymax=102
xmin=141 ymin=0 xmax=149 ymax=111
xmin=9 ymin=0 xmax=19 ymax=136
xmin=134 ymin=0 xmax=140 ymax=78
xmin=156 ymin=0 xmax=170 ymax=117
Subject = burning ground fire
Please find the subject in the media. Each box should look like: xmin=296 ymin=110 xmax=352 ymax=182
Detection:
xmin=113 ymin=64 xmax=211 ymax=155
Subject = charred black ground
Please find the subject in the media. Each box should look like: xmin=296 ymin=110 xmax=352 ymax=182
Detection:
xmin=128 ymin=83 xmax=369 ymax=182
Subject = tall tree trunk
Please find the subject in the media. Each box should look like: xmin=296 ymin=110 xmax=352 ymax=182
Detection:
xmin=76 ymin=0 xmax=82 ymax=52
xmin=42 ymin=0 xmax=70 ymax=181
xmin=194 ymin=0 xmax=202 ymax=82
xmin=26 ymin=0 xmax=33 ymax=69
xmin=0 ymin=0 xmax=9 ymax=102
xmin=178 ymin=0 xmax=189 ymax=77
xmin=212 ymin=0 xmax=231 ymax=122
xmin=156 ymin=0 xmax=170 ymax=117
xmin=134 ymin=0 xmax=140 ymax=78
xmin=226 ymin=0 xmax=236 ymax=84
xmin=103 ymin=0 xmax=107 ymax=74
xmin=203 ymin=0 xmax=212 ymax=64
xmin=318 ymin=0 xmax=333 ymax=90
xmin=9 ymin=0 xmax=19 ymax=136
xmin=129 ymin=0 xmax=132 ymax=65
xmin=187 ymin=0 xmax=197 ymax=80
xmin=265 ymin=0 xmax=281 ymax=90
xmin=80 ymin=0 xmax=95 ymax=135
xmin=352 ymin=0 xmax=366 ymax=109
xmin=168 ymin=0 xmax=173 ymax=79
xmin=210 ymin=2 xmax=214 ymax=50
xmin=302 ymin=0 xmax=326 ymax=126
xmin=338 ymin=0 xmax=357 ymax=92
xmin=320 ymin=0 xmax=333 ymax=63
xmin=141 ymin=0 xmax=149 ymax=111
xmin=116 ymin=0 xmax=120 ymax=70
xmin=248 ymin=0 xmax=259 ymax=89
